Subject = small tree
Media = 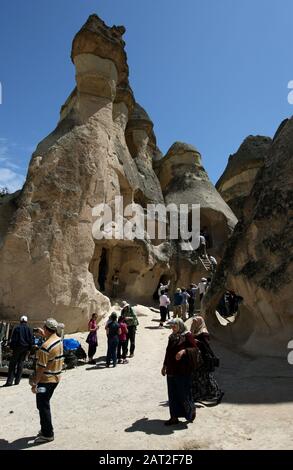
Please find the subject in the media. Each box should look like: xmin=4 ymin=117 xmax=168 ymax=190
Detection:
xmin=0 ymin=186 xmax=9 ymax=197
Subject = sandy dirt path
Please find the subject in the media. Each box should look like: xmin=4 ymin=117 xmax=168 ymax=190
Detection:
xmin=1 ymin=304 xmax=293 ymax=450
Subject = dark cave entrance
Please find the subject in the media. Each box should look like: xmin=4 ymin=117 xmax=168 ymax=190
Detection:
xmin=98 ymin=248 xmax=108 ymax=292
xmin=153 ymin=274 xmax=170 ymax=301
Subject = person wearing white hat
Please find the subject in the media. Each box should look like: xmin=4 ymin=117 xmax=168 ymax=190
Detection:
xmin=121 ymin=301 xmax=139 ymax=358
xmin=3 ymin=315 xmax=33 ymax=387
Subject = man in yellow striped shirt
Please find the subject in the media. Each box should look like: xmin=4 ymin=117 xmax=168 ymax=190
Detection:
xmin=31 ymin=318 xmax=64 ymax=444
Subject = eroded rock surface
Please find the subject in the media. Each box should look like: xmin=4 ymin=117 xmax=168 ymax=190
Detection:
xmin=0 ymin=15 xmax=236 ymax=331
xmin=204 ymin=118 xmax=293 ymax=356
xmin=216 ymin=136 xmax=272 ymax=219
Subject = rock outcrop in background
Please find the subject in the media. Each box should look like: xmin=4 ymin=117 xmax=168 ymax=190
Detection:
xmin=204 ymin=118 xmax=293 ymax=356
xmin=216 ymin=135 xmax=272 ymax=219
xmin=0 ymin=15 xmax=236 ymax=331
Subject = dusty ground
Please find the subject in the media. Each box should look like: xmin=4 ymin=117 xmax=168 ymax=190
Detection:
xmin=1 ymin=304 xmax=293 ymax=450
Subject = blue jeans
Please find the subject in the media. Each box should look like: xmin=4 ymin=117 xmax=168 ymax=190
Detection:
xmin=106 ymin=336 xmax=119 ymax=366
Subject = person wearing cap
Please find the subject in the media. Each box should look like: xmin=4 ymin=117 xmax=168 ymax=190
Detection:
xmin=198 ymin=278 xmax=207 ymax=301
xmin=31 ymin=318 xmax=64 ymax=444
xmin=3 ymin=315 xmax=33 ymax=387
xmin=121 ymin=301 xmax=139 ymax=358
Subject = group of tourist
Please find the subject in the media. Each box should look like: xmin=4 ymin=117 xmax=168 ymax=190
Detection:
xmin=158 ymin=277 xmax=213 ymax=327
xmin=86 ymin=301 xmax=139 ymax=368
xmin=1 ymin=303 xmax=223 ymax=442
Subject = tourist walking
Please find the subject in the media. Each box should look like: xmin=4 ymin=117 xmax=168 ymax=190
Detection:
xmin=159 ymin=290 xmax=170 ymax=327
xmin=181 ymin=288 xmax=190 ymax=321
xmin=3 ymin=315 xmax=33 ymax=387
xmin=117 ymin=314 xmax=128 ymax=364
xmin=198 ymin=278 xmax=207 ymax=301
xmin=173 ymin=288 xmax=183 ymax=318
xmin=187 ymin=284 xmax=198 ymax=317
xmin=209 ymin=255 xmax=217 ymax=273
xmin=86 ymin=313 xmax=99 ymax=364
xmin=31 ymin=318 xmax=64 ymax=444
xmin=190 ymin=316 xmax=224 ymax=404
xmin=161 ymin=318 xmax=197 ymax=425
xmin=121 ymin=301 xmax=139 ymax=358
xmin=106 ymin=312 xmax=121 ymax=367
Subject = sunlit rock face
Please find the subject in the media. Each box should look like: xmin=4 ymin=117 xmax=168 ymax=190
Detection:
xmin=204 ymin=117 xmax=293 ymax=357
xmin=0 ymin=15 xmax=237 ymax=331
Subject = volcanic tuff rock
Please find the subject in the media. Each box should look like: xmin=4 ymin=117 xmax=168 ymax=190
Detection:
xmin=0 ymin=14 xmax=236 ymax=331
xmin=204 ymin=117 xmax=293 ymax=356
xmin=216 ymin=135 xmax=272 ymax=219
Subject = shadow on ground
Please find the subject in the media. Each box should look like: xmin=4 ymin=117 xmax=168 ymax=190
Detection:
xmin=0 ymin=436 xmax=48 ymax=450
xmin=125 ymin=417 xmax=188 ymax=435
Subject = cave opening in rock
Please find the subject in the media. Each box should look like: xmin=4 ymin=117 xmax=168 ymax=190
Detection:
xmin=98 ymin=247 xmax=108 ymax=292
xmin=215 ymin=290 xmax=244 ymax=326
xmin=153 ymin=274 xmax=170 ymax=301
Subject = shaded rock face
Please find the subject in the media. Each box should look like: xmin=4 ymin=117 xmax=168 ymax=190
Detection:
xmin=204 ymin=118 xmax=293 ymax=356
xmin=0 ymin=15 xmax=236 ymax=331
xmin=216 ymin=136 xmax=272 ymax=219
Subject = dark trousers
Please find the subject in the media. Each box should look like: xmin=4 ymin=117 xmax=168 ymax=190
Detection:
xmin=117 ymin=340 xmax=127 ymax=360
xmin=36 ymin=382 xmax=58 ymax=437
xmin=126 ymin=326 xmax=136 ymax=355
xmin=88 ymin=344 xmax=97 ymax=360
xmin=167 ymin=375 xmax=195 ymax=421
xmin=160 ymin=306 xmax=168 ymax=325
xmin=6 ymin=346 xmax=29 ymax=385
xmin=106 ymin=336 xmax=119 ymax=366
xmin=188 ymin=299 xmax=195 ymax=317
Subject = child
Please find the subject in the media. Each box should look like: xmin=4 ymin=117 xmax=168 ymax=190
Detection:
xmin=117 ymin=315 xmax=128 ymax=364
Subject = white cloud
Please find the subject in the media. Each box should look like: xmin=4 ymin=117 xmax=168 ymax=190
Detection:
xmin=0 ymin=138 xmax=27 ymax=191
xmin=0 ymin=168 xmax=25 ymax=192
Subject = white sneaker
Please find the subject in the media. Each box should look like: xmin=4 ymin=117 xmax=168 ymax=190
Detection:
xmin=34 ymin=434 xmax=54 ymax=444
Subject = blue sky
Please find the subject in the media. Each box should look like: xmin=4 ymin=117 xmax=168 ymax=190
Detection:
xmin=0 ymin=0 xmax=292 ymax=192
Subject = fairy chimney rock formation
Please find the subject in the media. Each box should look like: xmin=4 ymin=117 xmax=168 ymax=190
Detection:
xmin=155 ymin=142 xmax=238 ymax=257
xmin=204 ymin=117 xmax=293 ymax=356
xmin=0 ymin=14 xmax=238 ymax=331
xmin=216 ymin=135 xmax=272 ymax=219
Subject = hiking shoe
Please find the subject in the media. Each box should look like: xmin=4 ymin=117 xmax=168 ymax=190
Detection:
xmin=123 ymin=359 xmax=129 ymax=364
xmin=34 ymin=434 xmax=54 ymax=444
xmin=118 ymin=359 xmax=123 ymax=364
xmin=129 ymin=354 xmax=134 ymax=358
xmin=187 ymin=410 xmax=196 ymax=423
xmin=164 ymin=418 xmax=179 ymax=426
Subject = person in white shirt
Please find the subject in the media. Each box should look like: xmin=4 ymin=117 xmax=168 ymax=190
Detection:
xmin=198 ymin=278 xmax=207 ymax=301
xmin=209 ymin=255 xmax=217 ymax=273
xmin=159 ymin=291 xmax=170 ymax=327
xmin=158 ymin=280 xmax=170 ymax=297
xmin=199 ymin=234 xmax=207 ymax=258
